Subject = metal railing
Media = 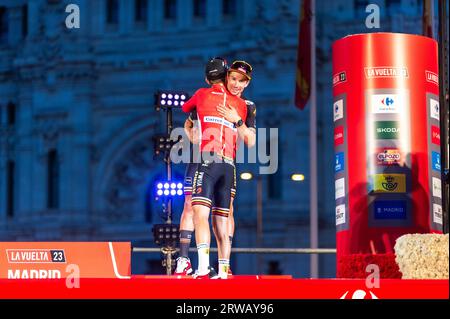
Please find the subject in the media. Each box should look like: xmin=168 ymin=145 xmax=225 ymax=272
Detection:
xmin=133 ymin=247 xmax=336 ymax=254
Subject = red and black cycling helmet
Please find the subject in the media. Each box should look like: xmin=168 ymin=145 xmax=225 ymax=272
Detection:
xmin=205 ymin=57 xmax=229 ymax=81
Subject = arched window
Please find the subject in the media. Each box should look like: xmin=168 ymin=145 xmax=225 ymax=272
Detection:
xmin=7 ymin=102 xmax=15 ymax=126
xmin=7 ymin=160 xmax=15 ymax=218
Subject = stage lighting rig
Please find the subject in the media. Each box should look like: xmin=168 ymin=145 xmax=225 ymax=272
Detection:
xmin=154 ymin=90 xmax=189 ymax=111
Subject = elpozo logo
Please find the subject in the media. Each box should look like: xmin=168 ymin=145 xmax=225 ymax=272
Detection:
xmin=376 ymin=148 xmax=401 ymax=165
xmin=373 ymin=174 xmax=406 ymax=193
xmin=375 ymin=121 xmax=400 ymax=139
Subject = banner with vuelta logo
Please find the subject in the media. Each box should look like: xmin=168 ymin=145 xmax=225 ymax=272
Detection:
xmin=0 ymin=242 xmax=131 ymax=279
xmin=332 ymin=33 xmax=442 ymax=277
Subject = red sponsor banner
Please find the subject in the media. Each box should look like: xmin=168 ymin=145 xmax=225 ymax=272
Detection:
xmin=333 ymin=33 xmax=440 ymax=278
xmin=432 ymin=125 xmax=440 ymax=145
xmin=0 ymin=278 xmax=447 ymax=299
xmin=0 ymin=242 xmax=131 ymax=279
xmin=334 ymin=126 xmax=344 ymax=146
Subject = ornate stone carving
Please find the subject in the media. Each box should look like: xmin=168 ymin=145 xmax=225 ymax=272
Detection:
xmin=103 ymin=137 xmax=155 ymax=222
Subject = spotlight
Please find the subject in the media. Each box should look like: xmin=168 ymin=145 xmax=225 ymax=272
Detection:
xmin=240 ymin=172 xmax=253 ymax=180
xmin=291 ymin=174 xmax=305 ymax=181
xmin=154 ymin=90 xmax=189 ymax=111
xmin=152 ymin=224 xmax=180 ymax=247
xmin=154 ymin=180 xmax=185 ymax=199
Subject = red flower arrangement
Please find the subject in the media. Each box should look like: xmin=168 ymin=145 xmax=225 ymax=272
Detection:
xmin=337 ymin=253 xmax=402 ymax=278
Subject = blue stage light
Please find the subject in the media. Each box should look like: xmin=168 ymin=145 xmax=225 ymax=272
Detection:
xmin=154 ymin=180 xmax=185 ymax=199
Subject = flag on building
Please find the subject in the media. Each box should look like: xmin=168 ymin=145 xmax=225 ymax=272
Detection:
xmin=295 ymin=0 xmax=312 ymax=110
xmin=422 ymin=0 xmax=434 ymax=38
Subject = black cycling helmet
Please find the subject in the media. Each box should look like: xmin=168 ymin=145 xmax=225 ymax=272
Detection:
xmin=205 ymin=57 xmax=228 ymax=81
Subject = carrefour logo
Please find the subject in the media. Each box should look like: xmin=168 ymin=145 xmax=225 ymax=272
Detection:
xmin=373 ymin=174 xmax=406 ymax=193
xmin=375 ymin=121 xmax=400 ymax=139
xmin=334 ymin=99 xmax=344 ymax=122
xmin=371 ymin=94 xmax=402 ymax=113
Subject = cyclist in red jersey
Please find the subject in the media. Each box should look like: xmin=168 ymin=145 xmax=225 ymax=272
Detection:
xmin=182 ymin=62 xmax=249 ymax=279
xmin=175 ymin=60 xmax=257 ymax=278
xmin=175 ymin=58 xmax=228 ymax=277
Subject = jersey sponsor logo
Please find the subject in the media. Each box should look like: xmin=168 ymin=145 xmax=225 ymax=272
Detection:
xmin=373 ymin=174 xmax=406 ymax=193
xmin=364 ymin=67 xmax=408 ymax=78
xmin=334 ymin=99 xmax=344 ymax=122
xmin=6 ymin=249 xmax=66 ymax=263
xmin=432 ymin=152 xmax=441 ymax=171
xmin=432 ymin=126 xmax=440 ymax=145
xmin=375 ymin=121 xmax=400 ymax=139
xmin=210 ymin=92 xmax=224 ymax=95
xmin=335 ymin=152 xmax=344 ymax=172
xmin=426 ymin=71 xmax=439 ymax=85
xmin=374 ymin=200 xmax=407 ymax=219
xmin=204 ymin=116 xmax=237 ymax=131
xmin=430 ymin=98 xmax=440 ymax=120
xmin=432 ymin=177 xmax=442 ymax=198
xmin=433 ymin=204 xmax=443 ymax=224
xmin=376 ymin=148 xmax=401 ymax=165
xmin=336 ymin=204 xmax=346 ymax=225
xmin=335 ymin=178 xmax=345 ymax=199
xmin=332 ymin=72 xmax=346 ymax=86
xmin=334 ymin=126 xmax=344 ymax=146
xmin=371 ymin=93 xmax=402 ymax=113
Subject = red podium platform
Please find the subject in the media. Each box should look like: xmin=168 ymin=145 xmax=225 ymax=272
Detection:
xmin=0 ymin=276 xmax=447 ymax=299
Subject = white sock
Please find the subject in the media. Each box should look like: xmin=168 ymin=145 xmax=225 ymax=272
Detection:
xmin=218 ymin=259 xmax=230 ymax=279
xmin=197 ymin=243 xmax=210 ymax=274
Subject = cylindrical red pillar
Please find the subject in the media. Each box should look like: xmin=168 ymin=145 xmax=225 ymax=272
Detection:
xmin=332 ymin=33 xmax=442 ymax=278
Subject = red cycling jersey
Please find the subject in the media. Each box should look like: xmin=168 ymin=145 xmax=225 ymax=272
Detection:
xmin=182 ymin=83 xmax=247 ymax=160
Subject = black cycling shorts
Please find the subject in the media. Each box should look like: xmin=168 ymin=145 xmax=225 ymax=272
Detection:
xmin=185 ymin=161 xmax=236 ymax=198
xmin=191 ymin=153 xmax=235 ymax=218
xmin=184 ymin=162 xmax=198 ymax=196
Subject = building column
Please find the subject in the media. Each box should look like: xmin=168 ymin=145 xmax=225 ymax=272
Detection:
xmin=150 ymin=0 xmax=163 ymax=32
xmin=119 ymin=0 xmax=131 ymax=34
xmin=177 ymin=0 xmax=190 ymax=28
xmin=207 ymin=0 xmax=220 ymax=27
xmin=27 ymin=0 xmax=40 ymax=38
xmin=8 ymin=6 xmax=23 ymax=46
